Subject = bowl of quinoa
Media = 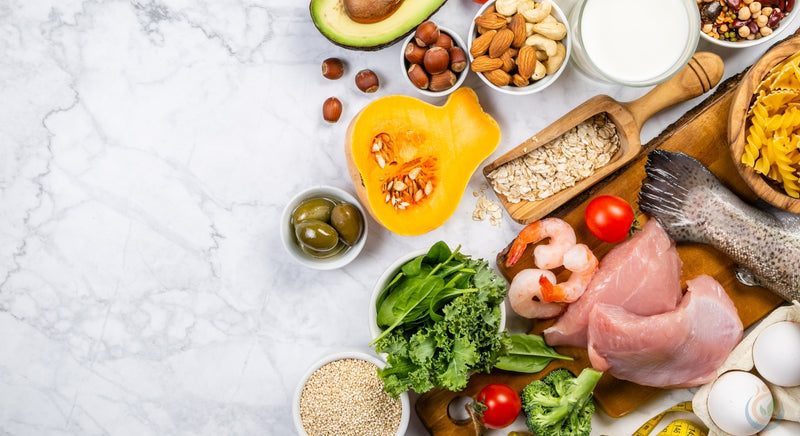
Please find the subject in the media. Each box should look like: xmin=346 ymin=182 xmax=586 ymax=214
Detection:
xmin=697 ymin=0 xmax=797 ymax=47
xmin=292 ymin=350 xmax=410 ymax=436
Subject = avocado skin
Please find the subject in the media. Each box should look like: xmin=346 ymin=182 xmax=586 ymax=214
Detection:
xmin=309 ymin=0 xmax=448 ymax=51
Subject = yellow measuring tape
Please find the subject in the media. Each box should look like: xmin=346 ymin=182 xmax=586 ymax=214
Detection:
xmin=632 ymin=401 xmax=708 ymax=436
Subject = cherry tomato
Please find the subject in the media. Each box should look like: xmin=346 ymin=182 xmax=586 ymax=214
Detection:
xmin=472 ymin=0 xmax=489 ymax=3
xmin=584 ymin=195 xmax=638 ymax=243
xmin=475 ymin=383 xmax=521 ymax=429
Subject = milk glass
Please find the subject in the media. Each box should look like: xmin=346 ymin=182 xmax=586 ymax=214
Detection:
xmin=568 ymin=0 xmax=700 ymax=86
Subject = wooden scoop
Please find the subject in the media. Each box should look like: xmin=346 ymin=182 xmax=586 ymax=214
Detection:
xmin=483 ymin=51 xmax=725 ymax=225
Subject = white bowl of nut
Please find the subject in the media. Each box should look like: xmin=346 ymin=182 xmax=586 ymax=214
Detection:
xmin=292 ymin=349 xmax=410 ymax=436
xmin=698 ymin=0 xmax=798 ymax=48
xmin=467 ymin=0 xmax=571 ymax=95
xmin=401 ymin=22 xmax=469 ymax=97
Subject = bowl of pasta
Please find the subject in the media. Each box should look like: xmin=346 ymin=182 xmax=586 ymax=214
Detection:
xmin=729 ymin=34 xmax=800 ymax=213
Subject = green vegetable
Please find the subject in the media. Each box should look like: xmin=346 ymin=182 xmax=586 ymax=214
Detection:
xmin=494 ymin=334 xmax=573 ymax=373
xmin=371 ymin=241 xmax=508 ymax=398
xmin=520 ymin=368 xmax=603 ymax=436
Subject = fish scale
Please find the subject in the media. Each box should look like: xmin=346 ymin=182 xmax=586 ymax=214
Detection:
xmin=638 ymin=149 xmax=800 ymax=302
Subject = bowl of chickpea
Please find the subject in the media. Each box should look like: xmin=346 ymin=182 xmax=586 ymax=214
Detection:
xmin=697 ymin=0 xmax=798 ymax=48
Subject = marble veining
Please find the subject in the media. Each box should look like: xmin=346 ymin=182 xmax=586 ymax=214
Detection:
xmin=1 ymin=0 xmax=794 ymax=434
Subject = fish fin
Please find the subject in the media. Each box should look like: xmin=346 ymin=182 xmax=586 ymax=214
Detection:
xmin=638 ymin=150 xmax=721 ymax=242
xmin=735 ymin=266 xmax=762 ymax=288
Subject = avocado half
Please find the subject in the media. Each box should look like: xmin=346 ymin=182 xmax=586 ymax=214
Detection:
xmin=310 ymin=0 xmax=448 ymax=51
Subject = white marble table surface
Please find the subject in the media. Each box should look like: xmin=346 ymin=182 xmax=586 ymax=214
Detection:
xmin=2 ymin=0 xmax=796 ymax=434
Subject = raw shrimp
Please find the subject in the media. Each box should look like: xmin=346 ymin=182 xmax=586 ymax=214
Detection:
xmin=539 ymin=244 xmax=598 ymax=303
xmin=505 ymin=218 xmax=577 ymax=268
xmin=508 ymin=268 xmax=566 ymax=319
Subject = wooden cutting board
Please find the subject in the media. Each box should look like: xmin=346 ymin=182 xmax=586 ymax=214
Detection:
xmin=414 ymin=66 xmax=786 ymax=436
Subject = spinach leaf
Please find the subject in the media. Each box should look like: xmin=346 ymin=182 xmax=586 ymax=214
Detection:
xmin=494 ymin=333 xmax=573 ymax=373
xmin=375 ymin=275 xmax=444 ymax=331
xmin=424 ymin=240 xmax=452 ymax=264
xmin=400 ymin=254 xmax=425 ymax=277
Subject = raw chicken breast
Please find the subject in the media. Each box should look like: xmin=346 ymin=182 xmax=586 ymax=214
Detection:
xmin=543 ymin=219 xmax=683 ymax=348
xmin=587 ymin=275 xmax=743 ymax=388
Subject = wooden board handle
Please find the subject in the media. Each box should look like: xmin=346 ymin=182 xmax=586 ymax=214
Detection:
xmin=624 ymin=52 xmax=724 ymax=131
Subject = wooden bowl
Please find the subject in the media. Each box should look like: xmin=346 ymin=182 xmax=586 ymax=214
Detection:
xmin=729 ymin=35 xmax=800 ymax=213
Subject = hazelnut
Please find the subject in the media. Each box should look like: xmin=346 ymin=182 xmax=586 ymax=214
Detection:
xmin=414 ymin=21 xmax=440 ymax=47
xmin=322 ymin=97 xmax=342 ymax=123
xmin=434 ymin=32 xmax=453 ymax=50
xmin=405 ymin=42 xmax=427 ymax=65
xmin=423 ymin=46 xmax=450 ymax=75
xmin=429 ymin=70 xmax=457 ymax=92
xmin=355 ymin=69 xmax=379 ymax=93
xmin=321 ymin=57 xmax=344 ymax=80
xmin=407 ymin=64 xmax=429 ymax=90
xmin=449 ymin=47 xmax=467 ymax=73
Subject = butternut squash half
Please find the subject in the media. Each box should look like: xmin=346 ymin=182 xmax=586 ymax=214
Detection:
xmin=345 ymin=87 xmax=501 ymax=236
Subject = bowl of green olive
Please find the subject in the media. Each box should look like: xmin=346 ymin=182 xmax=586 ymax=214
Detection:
xmin=281 ymin=186 xmax=367 ymax=270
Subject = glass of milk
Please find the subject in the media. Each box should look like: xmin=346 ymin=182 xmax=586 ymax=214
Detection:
xmin=568 ymin=0 xmax=700 ymax=86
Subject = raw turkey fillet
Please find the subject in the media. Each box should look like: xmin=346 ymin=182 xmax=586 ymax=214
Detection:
xmin=586 ymin=275 xmax=743 ymax=388
xmin=543 ymin=219 xmax=683 ymax=348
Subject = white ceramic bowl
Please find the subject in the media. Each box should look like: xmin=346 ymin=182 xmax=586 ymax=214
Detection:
xmin=292 ymin=349 xmax=410 ymax=436
xmin=368 ymin=248 xmax=507 ymax=341
xmin=467 ymin=0 xmax=571 ymax=95
xmin=698 ymin=2 xmax=799 ymax=48
xmin=400 ymin=25 xmax=469 ymax=97
xmin=280 ymin=185 xmax=367 ymax=270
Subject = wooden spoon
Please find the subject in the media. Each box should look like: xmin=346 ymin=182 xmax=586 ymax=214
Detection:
xmin=483 ymin=51 xmax=725 ymax=225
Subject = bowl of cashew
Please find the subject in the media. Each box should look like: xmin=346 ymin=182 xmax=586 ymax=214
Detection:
xmin=467 ymin=0 xmax=571 ymax=95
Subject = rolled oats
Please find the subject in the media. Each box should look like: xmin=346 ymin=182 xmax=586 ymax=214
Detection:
xmin=487 ymin=113 xmax=620 ymax=203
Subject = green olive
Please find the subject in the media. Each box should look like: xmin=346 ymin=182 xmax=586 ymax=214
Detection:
xmin=292 ymin=198 xmax=335 ymax=224
xmin=295 ymin=219 xmax=339 ymax=252
xmin=330 ymin=203 xmax=364 ymax=246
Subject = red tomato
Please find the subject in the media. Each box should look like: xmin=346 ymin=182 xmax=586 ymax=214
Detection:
xmin=472 ymin=0 xmax=489 ymax=3
xmin=584 ymin=195 xmax=637 ymax=243
xmin=475 ymin=383 xmax=521 ymax=429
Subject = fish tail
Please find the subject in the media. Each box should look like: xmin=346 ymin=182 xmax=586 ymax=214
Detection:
xmin=638 ymin=150 xmax=720 ymax=242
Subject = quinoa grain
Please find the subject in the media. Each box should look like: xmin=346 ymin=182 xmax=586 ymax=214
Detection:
xmin=299 ymin=358 xmax=402 ymax=436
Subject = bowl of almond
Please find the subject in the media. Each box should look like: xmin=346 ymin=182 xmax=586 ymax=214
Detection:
xmin=468 ymin=0 xmax=571 ymax=95
xmin=401 ymin=21 xmax=469 ymax=97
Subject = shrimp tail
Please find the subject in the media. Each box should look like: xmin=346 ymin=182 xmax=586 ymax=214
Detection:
xmin=505 ymin=238 xmax=528 ymax=267
xmin=539 ymin=275 xmax=563 ymax=302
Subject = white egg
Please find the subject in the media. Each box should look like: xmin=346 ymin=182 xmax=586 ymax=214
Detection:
xmin=753 ymin=321 xmax=800 ymax=387
xmin=707 ymin=370 xmax=773 ymax=436
xmin=759 ymin=419 xmax=800 ymax=435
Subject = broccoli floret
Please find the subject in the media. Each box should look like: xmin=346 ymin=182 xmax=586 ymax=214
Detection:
xmin=520 ymin=368 xmax=603 ymax=436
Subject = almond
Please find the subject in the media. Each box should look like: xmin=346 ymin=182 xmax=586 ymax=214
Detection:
xmin=471 ymin=55 xmax=504 ymax=73
xmin=488 ymin=28 xmax=514 ymax=58
xmin=475 ymin=12 xmax=508 ymax=31
xmin=509 ymin=14 xmax=527 ymax=48
xmin=483 ymin=69 xmax=511 ymax=87
xmin=470 ymin=29 xmax=496 ymax=58
xmin=500 ymin=49 xmax=516 ymax=73
xmin=516 ymin=45 xmax=537 ymax=80
xmin=512 ymin=73 xmax=530 ymax=88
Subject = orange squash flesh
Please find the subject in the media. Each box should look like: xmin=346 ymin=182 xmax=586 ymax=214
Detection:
xmin=345 ymin=87 xmax=501 ymax=236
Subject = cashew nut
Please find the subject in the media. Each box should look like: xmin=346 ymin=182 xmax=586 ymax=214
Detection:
xmin=531 ymin=21 xmax=567 ymax=40
xmin=525 ymin=34 xmax=557 ymax=57
xmin=518 ymin=0 xmax=552 ymax=24
xmin=544 ymin=41 xmax=566 ymax=75
xmin=535 ymin=49 xmax=548 ymax=61
xmin=531 ymin=60 xmax=547 ymax=81
xmin=495 ymin=0 xmax=520 ymax=16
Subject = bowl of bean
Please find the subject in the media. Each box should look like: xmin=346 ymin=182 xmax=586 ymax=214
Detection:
xmin=292 ymin=349 xmax=410 ymax=436
xmin=697 ymin=0 xmax=797 ymax=48
xmin=280 ymin=185 xmax=367 ymax=270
